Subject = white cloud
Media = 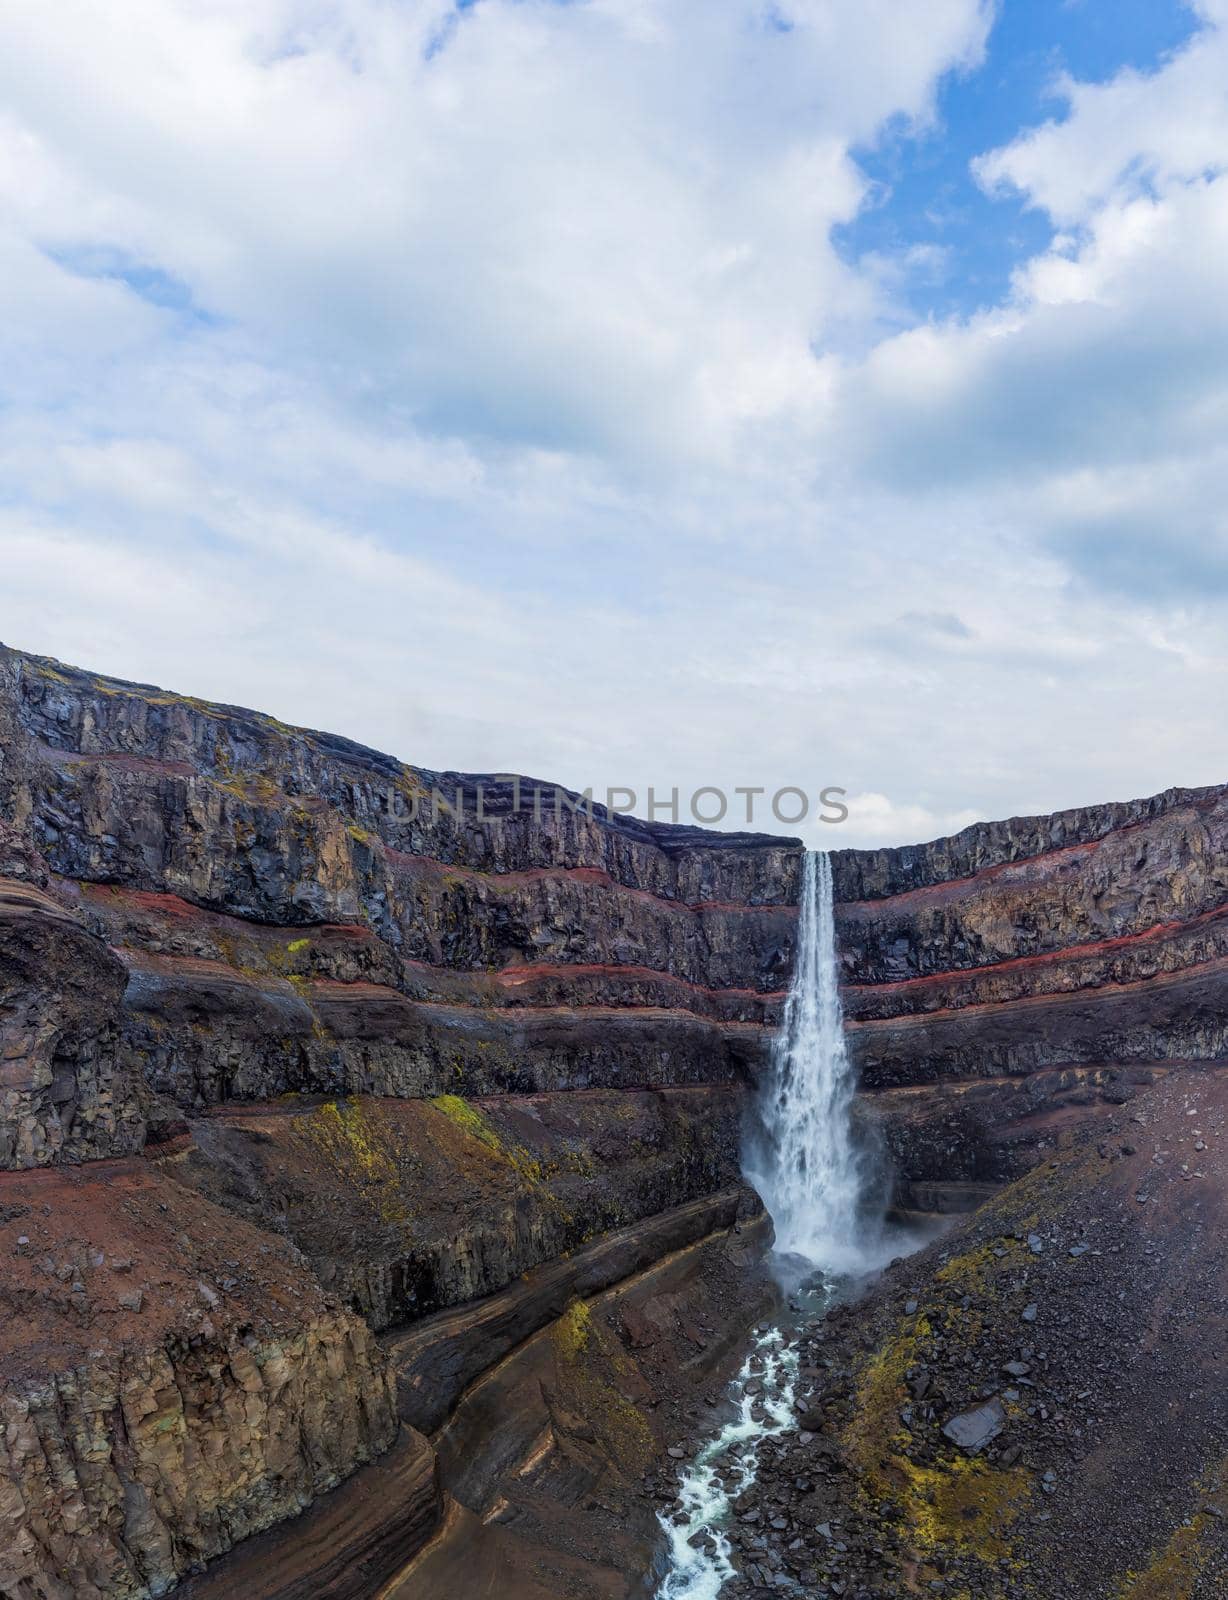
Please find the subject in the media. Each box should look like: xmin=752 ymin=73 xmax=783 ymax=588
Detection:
xmin=0 ymin=0 xmax=1226 ymax=851
xmin=0 ymin=0 xmax=991 ymax=469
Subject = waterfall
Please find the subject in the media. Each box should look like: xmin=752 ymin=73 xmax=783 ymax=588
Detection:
xmin=747 ymin=848 xmax=874 ymax=1274
xmin=655 ymin=851 xmax=890 ymax=1600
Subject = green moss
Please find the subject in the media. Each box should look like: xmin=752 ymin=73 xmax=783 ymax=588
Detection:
xmin=293 ymin=1099 xmax=412 ymax=1235
xmin=845 ymin=1313 xmax=1028 ymax=1570
xmin=551 ymin=1297 xmax=654 ymax=1478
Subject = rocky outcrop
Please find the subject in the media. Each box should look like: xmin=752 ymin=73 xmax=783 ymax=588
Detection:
xmin=4 ymin=640 xmax=1228 ymax=1599
xmin=0 ymin=644 xmax=795 ymax=1114
xmin=176 ymin=1426 xmax=440 ymax=1600
xmin=388 ymin=1185 xmax=758 ymax=1434
xmin=0 ymin=1157 xmax=397 ymax=1600
xmin=0 ymin=826 xmax=145 ymax=1169
xmin=826 ymin=786 xmax=1228 ymax=1202
xmin=835 ymin=785 xmax=1228 ymax=1083
xmin=177 ymin=1085 xmax=747 ymax=1332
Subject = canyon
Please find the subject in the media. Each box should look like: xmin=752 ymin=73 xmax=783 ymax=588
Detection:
xmin=2 ymin=639 xmax=1227 ymax=1600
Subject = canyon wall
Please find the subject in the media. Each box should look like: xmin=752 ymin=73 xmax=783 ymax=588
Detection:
xmin=833 ymin=784 xmax=1228 ymax=1198
xmin=0 ymin=643 xmax=785 ymax=1600
xmin=1 ymin=639 xmax=1226 ymax=1598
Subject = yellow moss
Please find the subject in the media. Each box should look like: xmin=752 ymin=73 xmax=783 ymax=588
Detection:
xmin=935 ymin=1238 xmax=1023 ymax=1295
xmin=429 ymin=1095 xmax=590 ymax=1216
xmin=32 ymin=663 xmax=73 ymax=685
xmin=555 ymin=1298 xmax=593 ymax=1357
xmin=551 ymin=1297 xmax=654 ymax=1478
xmin=430 ymin=1094 xmax=538 ymax=1180
xmin=287 ymin=937 xmax=310 ymax=954
xmin=293 ymin=1099 xmax=412 ymax=1234
xmin=1120 ymin=1527 xmax=1205 ymax=1600
xmin=206 ymin=739 xmax=286 ymax=805
xmin=845 ymin=1314 xmax=1028 ymax=1570
xmin=845 ymin=1314 xmax=933 ymax=1482
xmin=903 ymin=1456 xmax=1030 ymax=1565
xmin=431 ymin=1093 xmax=504 ymax=1152
xmin=1119 ymin=1458 xmax=1228 ymax=1599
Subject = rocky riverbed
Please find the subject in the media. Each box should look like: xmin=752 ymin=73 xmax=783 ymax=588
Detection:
xmin=690 ymin=1070 xmax=1228 ymax=1600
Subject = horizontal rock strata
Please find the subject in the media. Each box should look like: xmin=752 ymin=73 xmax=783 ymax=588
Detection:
xmin=387 ymin=1185 xmax=759 ymax=1433
xmin=175 ymin=1084 xmax=747 ymax=1332
xmin=4 ymin=640 xmax=1228 ymax=1598
xmin=176 ymin=1425 xmax=440 ymax=1600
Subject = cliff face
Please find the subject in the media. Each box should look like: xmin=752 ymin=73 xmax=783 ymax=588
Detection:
xmin=0 ymin=858 xmax=144 ymax=1169
xmin=0 ymin=645 xmax=793 ymax=1124
xmin=837 ymin=786 xmax=1228 ymax=1080
xmin=0 ymin=1153 xmax=397 ymax=1600
xmin=830 ymin=786 xmax=1228 ymax=1202
xmin=1 ymin=640 xmax=1227 ymax=1599
xmin=0 ymin=644 xmax=790 ymax=1600
xmin=5 ymin=645 xmax=1224 ymax=1158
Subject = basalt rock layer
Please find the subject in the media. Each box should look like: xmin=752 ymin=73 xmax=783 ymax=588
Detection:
xmin=4 ymin=645 xmax=1227 ymax=1176
xmin=2 ymin=641 xmax=1227 ymax=1599
xmin=0 ymin=644 xmax=793 ymax=1117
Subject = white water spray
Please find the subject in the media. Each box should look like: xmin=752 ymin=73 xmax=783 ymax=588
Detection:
xmin=655 ymin=851 xmax=881 ymax=1599
xmin=748 ymin=848 xmax=874 ymax=1273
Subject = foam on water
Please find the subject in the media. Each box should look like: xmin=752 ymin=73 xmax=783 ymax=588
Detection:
xmin=656 ymin=1326 xmax=800 ymax=1600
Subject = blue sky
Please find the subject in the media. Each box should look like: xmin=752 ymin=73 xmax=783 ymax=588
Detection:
xmin=840 ymin=0 xmax=1203 ymax=320
xmin=1 ymin=0 xmax=1226 ymax=847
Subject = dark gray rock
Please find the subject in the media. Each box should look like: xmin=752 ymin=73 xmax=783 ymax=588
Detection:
xmin=941 ymin=1396 xmax=1007 ymax=1454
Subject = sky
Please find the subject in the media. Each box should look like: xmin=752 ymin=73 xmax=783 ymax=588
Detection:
xmin=1 ymin=0 xmax=1227 ymax=848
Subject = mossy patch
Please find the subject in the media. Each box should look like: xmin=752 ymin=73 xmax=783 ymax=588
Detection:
xmin=293 ymin=1099 xmax=412 ymax=1235
xmin=555 ymin=1298 xmax=593 ymax=1358
xmin=551 ymin=1297 xmax=654 ymax=1478
xmin=1119 ymin=1457 xmax=1228 ymax=1599
xmin=431 ymin=1093 xmax=502 ymax=1151
xmin=845 ymin=1313 xmax=1029 ymax=1571
xmin=902 ymin=1455 xmax=1030 ymax=1566
xmin=428 ymin=1094 xmax=588 ymax=1195
xmin=935 ymin=1237 xmax=1024 ymax=1297
xmin=845 ymin=1313 xmax=934 ymax=1484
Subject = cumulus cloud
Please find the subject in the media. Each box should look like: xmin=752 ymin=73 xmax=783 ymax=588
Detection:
xmin=0 ymin=0 xmax=1225 ymax=849
xmin=0 ymin=0 xmax=991 ymax=467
